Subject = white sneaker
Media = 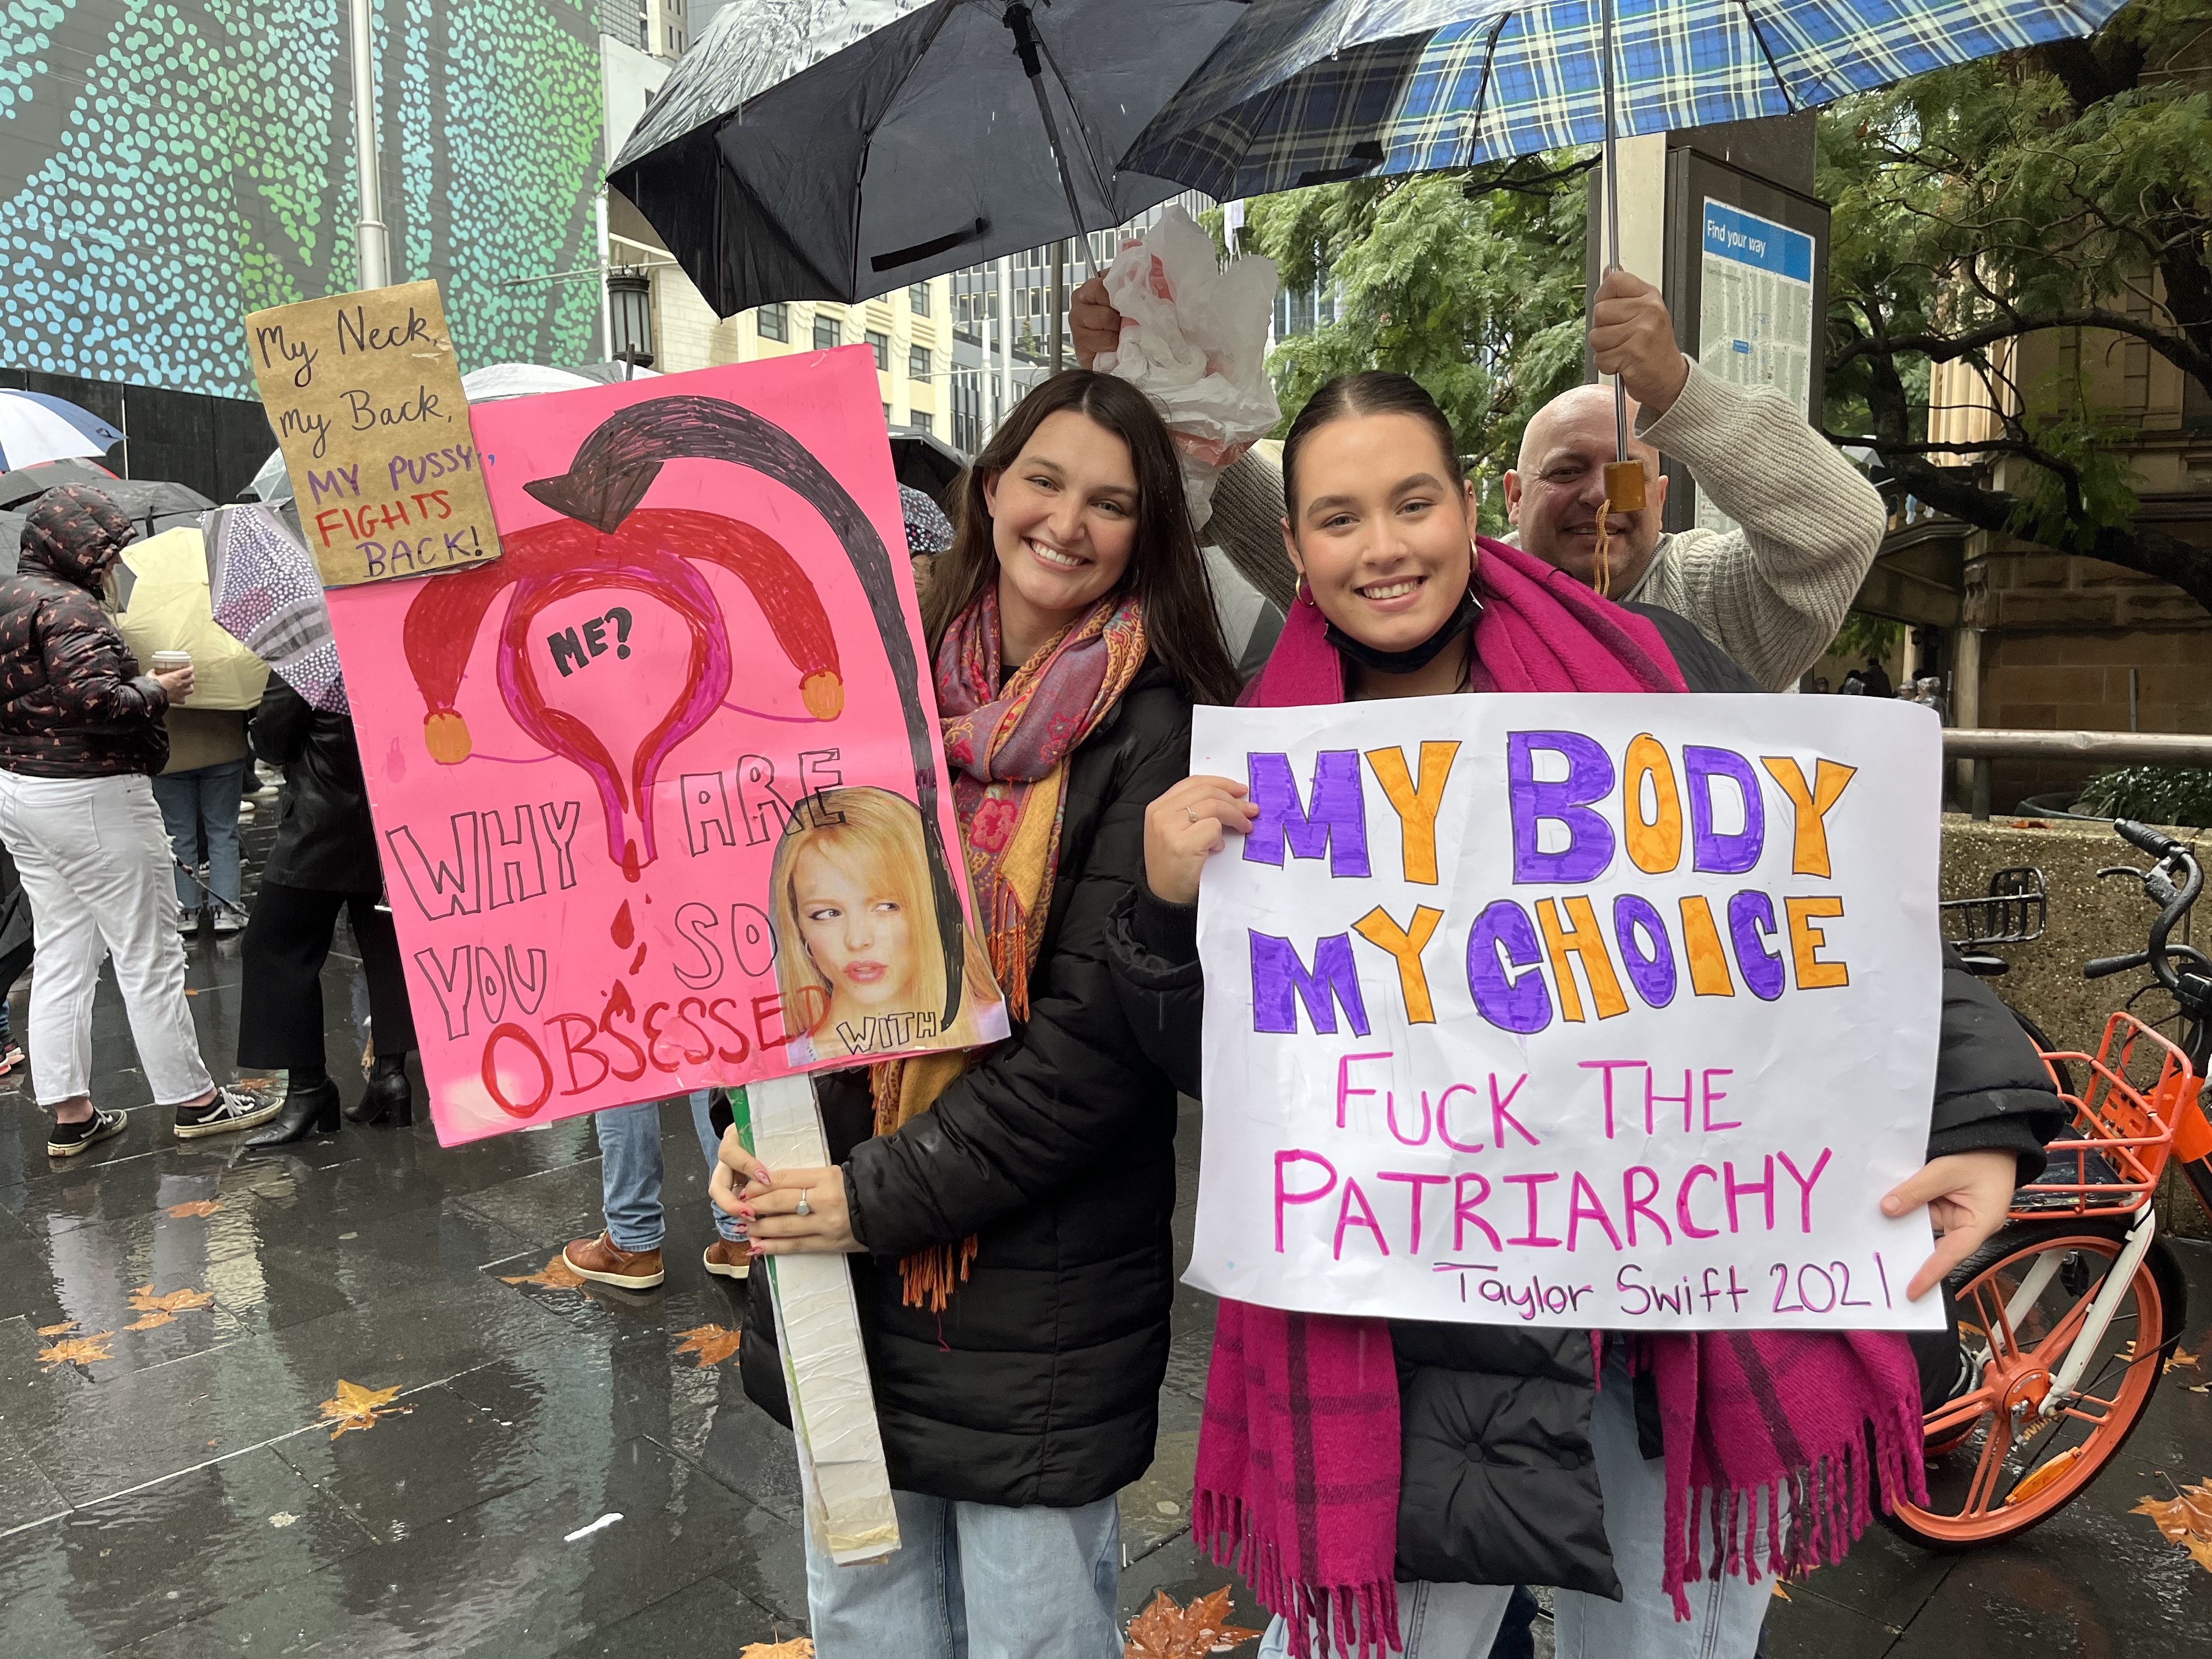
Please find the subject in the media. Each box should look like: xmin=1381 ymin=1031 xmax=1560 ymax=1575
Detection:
xmin=178 ymin=911 xmax=200 ymax=938
xmin=212 ymin=909 xmax=244 ymax=936
xmin=174 ymin=1086 xmax=283 ymax=1139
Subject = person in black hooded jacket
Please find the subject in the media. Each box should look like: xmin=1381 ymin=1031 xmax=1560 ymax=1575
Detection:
xmin=0 ymin=486 xmax=275 ymax=1154
xmin=707 ymin=373 xmax=1244 ymax=1656
xmin=233 ymin=675 xmax=417 ymax=1144
xmin=1103 ymin=374 xmax=2062 ymax=1658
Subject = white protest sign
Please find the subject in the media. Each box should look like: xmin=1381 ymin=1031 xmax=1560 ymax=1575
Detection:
xmin=1188 ymin=695 xmax=1947 ymax=1331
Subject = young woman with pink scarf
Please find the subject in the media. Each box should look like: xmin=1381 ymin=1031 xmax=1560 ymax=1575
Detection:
xmin=712 ymin=371 xmax=1243 ymax=1655
xmin=1104 ymin=373 xmax=2061 ymax=1657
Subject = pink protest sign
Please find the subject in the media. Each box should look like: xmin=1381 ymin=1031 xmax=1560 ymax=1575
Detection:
xmin=326 ymin=349 xmax=1008 ymax=1144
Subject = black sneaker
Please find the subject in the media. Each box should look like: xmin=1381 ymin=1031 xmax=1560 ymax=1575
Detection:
xmin=47 ymin=1108 xmax=127 ymax=1158
xmin=174 ymin=1086 xmax=283 ymax=1139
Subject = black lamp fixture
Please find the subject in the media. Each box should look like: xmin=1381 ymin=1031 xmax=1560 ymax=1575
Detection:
xmin=606 ymin=267 xmax=655 ymax=370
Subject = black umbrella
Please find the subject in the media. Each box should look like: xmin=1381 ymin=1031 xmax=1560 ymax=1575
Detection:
xmin=0 ymin=462 xmax=213 ymax=558
xmin=606 ymin=0 xmax=1255 ymax=315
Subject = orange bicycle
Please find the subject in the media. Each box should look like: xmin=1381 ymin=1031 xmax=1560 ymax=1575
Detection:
xmin=1891 ymin=819 xmax=2208 ymax=1548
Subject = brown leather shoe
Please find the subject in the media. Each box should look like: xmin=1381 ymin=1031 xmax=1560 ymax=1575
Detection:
xmin=562 ymin=1232 xmax=665 ymax=1290
xmin=703 ymin=1239 xmax=751 ymax=1280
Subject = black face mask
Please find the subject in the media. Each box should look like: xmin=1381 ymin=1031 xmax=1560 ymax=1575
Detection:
xmin=1325 ymin=586 xmax=1480 ymax=678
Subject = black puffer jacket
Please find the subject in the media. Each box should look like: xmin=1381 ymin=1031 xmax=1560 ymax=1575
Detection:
xmin=740 ymin=659 xmax=1192 ymax=1508
xmin=247 ymin=677 xmax=385 ymax=893
xmin=0 ymin=486 xmax=169 ymax=778
xmin=1104 ymin=605 xmax=2064 ymax=1596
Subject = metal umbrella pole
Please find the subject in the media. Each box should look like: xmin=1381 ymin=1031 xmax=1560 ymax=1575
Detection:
xmin=1006 ymin=4 xmax=1103 ymax=284
xmin=1594 ymin=0 xmax=1644 ymax=582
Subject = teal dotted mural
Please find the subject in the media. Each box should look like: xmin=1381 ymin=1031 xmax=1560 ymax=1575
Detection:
xmin=0 ymin=1 xmax=604 ymax=399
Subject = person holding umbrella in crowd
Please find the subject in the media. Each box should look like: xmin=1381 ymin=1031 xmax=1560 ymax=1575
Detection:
xmin=1070 ymin=268 xmax=1884 ymax=695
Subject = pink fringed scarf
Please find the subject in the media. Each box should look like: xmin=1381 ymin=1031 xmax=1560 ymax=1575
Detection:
xmin=1194 ymin=538 xmax=1927 ymax=1652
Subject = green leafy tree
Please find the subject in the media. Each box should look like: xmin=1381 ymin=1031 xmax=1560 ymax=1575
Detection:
xmin=1238 ymin=156 xmax=1593 ymax=530
xmin=1819 ymin=0 xmax=2212 ymax=613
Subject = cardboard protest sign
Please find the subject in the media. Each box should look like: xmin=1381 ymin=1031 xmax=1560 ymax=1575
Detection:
xmin=245 ymin=280 xmax=501 ymax=588
xmin=737 ymin=1074 xmax=899 ymax=1566
xmin=1188 ymin=696 xmax=1948 ymax=1331
xmin=325 ymin=348 xmax=1008 ymax=1145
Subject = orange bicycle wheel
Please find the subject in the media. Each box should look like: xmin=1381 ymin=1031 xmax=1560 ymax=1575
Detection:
xmin=1889 ymin=1221 xmax=2174 ymax=1548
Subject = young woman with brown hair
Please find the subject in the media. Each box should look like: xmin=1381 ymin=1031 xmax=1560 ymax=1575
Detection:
xmin=711 ymin=370 xmax=1239 ymax=1655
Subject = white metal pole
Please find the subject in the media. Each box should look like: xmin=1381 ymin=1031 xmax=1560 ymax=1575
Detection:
xmin=997 ymin=255 xmax=1015 ymax=434
xmin=350 ymin=0 xmax=390 ymax=288
xmin=596 ymin=194 xmax=613 ymax=362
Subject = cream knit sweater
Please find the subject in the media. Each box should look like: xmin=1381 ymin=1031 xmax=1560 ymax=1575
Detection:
xmin=1620 ymin=361 xmax=1887 ymax=692
xmin=1199 ymin=364 xmax=1886 ymax=693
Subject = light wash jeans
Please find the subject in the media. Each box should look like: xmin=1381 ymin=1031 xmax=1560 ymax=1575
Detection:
xmin=805 ymin=1487 xmax=1120 ymax=1659
xmin=0 ymin=772 xmax=216 ymax=1107
xmin=597 ymin=1091 xmax=743 ymax=1251
xmin=151 ymin=758 xmax=246 ymax=908
xmin=1257 ymin=1351 xmax=1776 ymax=1659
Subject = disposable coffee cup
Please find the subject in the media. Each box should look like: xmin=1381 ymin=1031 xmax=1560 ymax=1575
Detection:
xmin=150 ymin=651 xmax=192 ymax=675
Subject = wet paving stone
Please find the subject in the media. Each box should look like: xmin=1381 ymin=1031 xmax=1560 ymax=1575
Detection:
xmin=129 ymin=1436 xmax=802 ymax=1656
xmin=550 ymin=1571 xmax=789 ymax=1655
xmin=273 ymin=1383 xmax=545 ymax=1539
xmin=0 ymin=1446 xmax=373 ymax=1651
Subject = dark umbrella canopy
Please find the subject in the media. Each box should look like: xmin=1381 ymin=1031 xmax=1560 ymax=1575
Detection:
xmin=0 ymin=462 xmax=212 ymax=559
xmin=607 ymin=0 xmax=1255 ymax=317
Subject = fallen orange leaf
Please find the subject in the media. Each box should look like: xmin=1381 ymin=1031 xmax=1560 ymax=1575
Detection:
xmin=165 ymin=1200 xmax=223 ymax=1219
xmin=2134 ymin=1478 xmax=2212 ymax=1575
xmin=2168 ymin=1346 xmax=2201 ymax=1374
xmin=128 ymin=1284 xmax=213 ymax=1316
xmin=38 ymin=1332 xmax=115 ymax=1369
xmin=738 ymin=1641 xmax=812 ymax=1659
xmin=35 ymin=1321 xmax=76 ymax=1338
xmin=125 ymin=1312 xmax=176 ymax=1331
xmin=673 ymin=1324 xmax=742 ymax=1369
xmin=501 ymin=1256 xmax=586 ymax=1290
xmin=318 ymin=1379 xmax=409 ymax=1438
xmin=1124 ymin=1587 xmax=1264 ymax=1658
xmin=1771 ymin=1583 xmax=1792 ymax=1600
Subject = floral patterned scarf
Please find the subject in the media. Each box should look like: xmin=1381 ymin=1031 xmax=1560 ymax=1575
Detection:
xmin=871 ymin=580 xmax=1149 ymax=1308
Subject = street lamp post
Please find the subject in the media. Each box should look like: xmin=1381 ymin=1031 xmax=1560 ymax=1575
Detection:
xmin=606 ymin=269 xmax=656 ymax=373
xmin=350 ymin=0 xmax=390 ymax=288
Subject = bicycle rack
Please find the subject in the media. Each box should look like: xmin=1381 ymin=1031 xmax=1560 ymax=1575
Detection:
xmin=1939 ymin=865 xmax=2049 ymax=952
xmin=2011 ymin=1011 xmax=2196 ymax=1221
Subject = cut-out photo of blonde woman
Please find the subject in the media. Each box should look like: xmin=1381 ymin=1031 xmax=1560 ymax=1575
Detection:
xmin=768 ymin=785 xmax=1007 ymax=1066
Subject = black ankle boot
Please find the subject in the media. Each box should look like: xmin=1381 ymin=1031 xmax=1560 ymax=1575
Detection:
xmin=346 ymin=1052 xmax=414 ymax=1127
xmin=244 ymin=1075 xmax=341 ymax=1148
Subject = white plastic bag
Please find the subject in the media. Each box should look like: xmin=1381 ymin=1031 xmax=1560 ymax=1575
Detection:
xmin=1093 ymin=206 xmax=1280 ymax=528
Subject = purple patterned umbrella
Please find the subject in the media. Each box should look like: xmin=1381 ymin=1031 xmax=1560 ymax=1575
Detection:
xmin=202 ymin=503 xmax=348 ymax=714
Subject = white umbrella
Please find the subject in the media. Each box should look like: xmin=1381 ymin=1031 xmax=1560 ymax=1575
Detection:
xmin=0 ymin=390 xmax=123 ymax=472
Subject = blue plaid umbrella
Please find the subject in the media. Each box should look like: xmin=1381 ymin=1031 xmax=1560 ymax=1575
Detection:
xmin=1121 ymin=0 xmax=2132 ymax=202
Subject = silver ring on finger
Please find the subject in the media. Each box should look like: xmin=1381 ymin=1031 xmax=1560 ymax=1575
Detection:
xmin=794 ymin=1192 xmax=812 ymax=1217
xmin=1186 ymin=806 xmax=1197 ymax=823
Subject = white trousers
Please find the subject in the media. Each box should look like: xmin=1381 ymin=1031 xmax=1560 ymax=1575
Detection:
xmin=0 ymin=771 xmax=215 ymax=1108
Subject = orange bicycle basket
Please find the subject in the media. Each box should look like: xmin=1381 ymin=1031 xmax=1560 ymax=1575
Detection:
xmin=2010 ymin=1012 xmax=2198 ymax=1222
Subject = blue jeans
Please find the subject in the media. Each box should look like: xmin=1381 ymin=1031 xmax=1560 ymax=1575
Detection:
xmin=597 ymin=1091 xmax=743 ymax=1251
xmin=805 ymin=1487 xmax=1120 ymax=1658
xmin=151 ymin=759 xmax=246 ymax=908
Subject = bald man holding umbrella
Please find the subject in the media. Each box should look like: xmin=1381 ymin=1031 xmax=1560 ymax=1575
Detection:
xmin=1075 ymin=264 xmax=1884 ymax=691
